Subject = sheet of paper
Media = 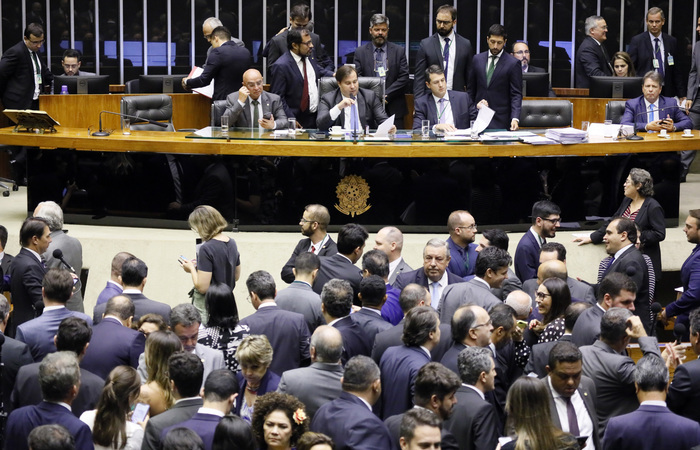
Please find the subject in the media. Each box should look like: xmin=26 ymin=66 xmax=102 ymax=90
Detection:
xmin=193 ymin=126 xmax=214 ymax=137
xmin=188 ymin=66 xmax=214 ymax=99
xmin=472 ymin=105 xmax=495 ymax=133
xmin=374 ymin=114 xmax=395 ymax=137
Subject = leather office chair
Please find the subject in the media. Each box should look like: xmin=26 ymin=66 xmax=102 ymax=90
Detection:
xmin=211 ymin=100 xmax=228 ymax=127
xmin=120 ymin=94 xmax=174 ymax=131
xmin=605 ymin=101 xmax=627 ymax=124
xmin=124 ymin=79 xmax=139 ymax=94
xmin=317 ymin=77 xmax=385 ymax=109
xmin=518 ymin=100 xmax=573 ymax=129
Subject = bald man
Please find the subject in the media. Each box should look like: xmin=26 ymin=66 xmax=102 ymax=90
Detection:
xmin=374 ymin=227 xmax=412 ymax=285
xmin=222 ymin=68 xmax=288 ymax=129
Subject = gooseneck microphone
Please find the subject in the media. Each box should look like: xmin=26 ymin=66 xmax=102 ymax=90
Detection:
xmin=91 ymin=111 xmax=169 ymax=137
xmin=52 ymin=249 xmax=76 ymax=273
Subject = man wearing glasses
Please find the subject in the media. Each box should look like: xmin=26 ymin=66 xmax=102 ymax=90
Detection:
xmin=446 ymin=210 xmax=479 ymax=278
xmin=281 ymin=204 xmax=337 ymax=284
xmin=0 ymin=23 xmax=53 ymax=110
xmin=60 ymin=49 xmax=95 ymax=76
xmin=575 ymin=15 xmax=613 ymax=88
xmin=514 ymin=200 xmax=561 ymax=281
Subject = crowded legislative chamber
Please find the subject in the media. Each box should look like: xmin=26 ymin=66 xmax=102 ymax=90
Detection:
xmin=1 ymin=1 xmax=700 ymax=450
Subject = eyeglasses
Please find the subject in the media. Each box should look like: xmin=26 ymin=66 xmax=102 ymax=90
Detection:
xmin=436 ymin=19 xmax=453 ymax=26
xmin=541 ymin=217 xmax=561 ymax=224
xmin=457 ymin=224 xmax=477 ymax=231
xmin=514 ymin=50 xmax=530 ymax=55
xmin=472 ymin=319 xmax=492 ymax=329
xmin=535 ymin=292 xmax=551 ymax=299
xmin=299 ymin=217 xmax=316 ymax=224
xmin=203 ymin=34 xmax=212 ymax=40
xmin=299 ymin=40 xmax=313 ymax=47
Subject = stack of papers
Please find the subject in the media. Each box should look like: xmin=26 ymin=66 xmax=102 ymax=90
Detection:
xmin=521 ymin=135 xmax=559 ymax=145
xmin=545 ymin=127 xmax=588 ymax=144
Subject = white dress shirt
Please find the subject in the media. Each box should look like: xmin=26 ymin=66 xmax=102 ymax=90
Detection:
xmin=291 ymin=51 xmax=319 ymax=113
xmin=548 ymin=377 xmax=595 ymax=450
xmin=439 ymin=31 xmax=457 ymax=91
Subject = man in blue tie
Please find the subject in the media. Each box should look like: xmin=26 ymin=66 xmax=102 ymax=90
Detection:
xmin=621 ymin=71 xmax=692 ymax=132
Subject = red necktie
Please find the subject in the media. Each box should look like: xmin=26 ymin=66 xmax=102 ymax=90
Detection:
xmin=300 ymin=58 xmax=309 ymax=112
xmin=311 ymin=245 xmax=316 ymax=253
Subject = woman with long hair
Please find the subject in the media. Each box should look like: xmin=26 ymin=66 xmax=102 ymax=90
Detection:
xmin=80 ymin=366 xmax=145 ymax=449
xmin=530 ymin=277 xmax=571 ymax=343
xmin=612 ymin=51 xmax=636 ymax=77
xmin=139 ymin=331 xmax=182 ymax=416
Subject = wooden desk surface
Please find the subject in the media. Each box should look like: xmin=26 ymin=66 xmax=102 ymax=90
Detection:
xmin=0 ymin=126 xmax=697 ymax=158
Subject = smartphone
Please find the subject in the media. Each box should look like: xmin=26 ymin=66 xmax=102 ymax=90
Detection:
xmin=517 ymin=320 xmax=528 ymax=329
xmin=575 ymin=436 xmax=588 ymax=447
xmin=131 ymin=402 xmax=150 ymax=423
xmin=262 ymin=112 xmax=272 ymax=120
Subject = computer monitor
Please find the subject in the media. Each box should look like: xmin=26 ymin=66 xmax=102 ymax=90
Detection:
xmin=53 ymin=75 xmax=111 ymax=94
xmin=522 ymin=72 xmax=550 ymax=97
xmin=138 ymin=75 xmax=188 ymax=94
xmin=588 ymin=76 xmax=643 ymax=99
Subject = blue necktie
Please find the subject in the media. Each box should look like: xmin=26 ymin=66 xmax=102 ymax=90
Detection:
xmin=350 ymin=97 xmax=359 ymax=132
xmin=374 ymin=48 xmax=384 ymax=79
xmin=654 ymin=38 xmax=665 ymax=78
xmin=443 ymin=38 xmax=451 ymax=77
xmin=649 ymin=104 xmax=655 ymax=123
xmin=431 ymin=282 xmax=440 ymax=309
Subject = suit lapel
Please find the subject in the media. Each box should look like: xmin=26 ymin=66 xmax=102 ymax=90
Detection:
xmin=432 ymin=35 xmax=444 ymax=70
xmin=357 ymin=90 xmax=367 ymax=129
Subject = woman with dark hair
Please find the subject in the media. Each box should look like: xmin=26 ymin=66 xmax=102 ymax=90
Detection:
xmin=251 ymin=392 xmax=309 ymax=450
xmin=134 ymin=313 xmax=167 ymax=339
xmin=612 ymin=51 xmax=636 ymax=77
xmin=80 ymin=366 xmax=144 ymax=449
xmin=574 ymin=167 xmax=665 ymax=278
xmin=139 ymin=331 xmax=182 ymax=416
xmin=235 ymin=335 xmax=280 ymax=424
xmin=530 ymin=277 xmax=571 ymax=343
xmin=161 ymin=428 xmax=204 ymax=450
xmin=212 ymin=415 xmax=256 ymax=450
xmin=296 ymin=432 xmax=335 ymax=450
xmin=502 ymin=377 xmax=579 ymax=450
xmin=198 ymin=283 xmax=250 ymax=372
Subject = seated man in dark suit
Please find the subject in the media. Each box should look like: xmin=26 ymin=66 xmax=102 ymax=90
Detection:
xmin=413 ymin=64 xmax=478 ymax=132
xmin=5 ymin=352 xmax=93 ymax=450
xmin=443 ymin=346 xmax=500 ymax=450
xmin=385 ymin=362 xmax=461 ymax=450
xmin=621 ymin=71 xmax=692 ymax=133
xmin=312 ymin=223 xmax=368 ymax=303
xmin=316 ymin=65 xmax=395 ymax=132
xmin=13 ymin=317 xmax=103 ymax=418
xmin=544 ymin=341 xmax=600 ymax=450
xmin=397 ymin=408 xmax=445 ymax=450
xmin=222 ymin=68 xmax=287 ymax=130
xmin=281 ymin=204 xmax=337 ymax=284
xmin=668 ymin=308 xmax=700 ymax=424
xmin=321 ymin=279 xmax=372 ymax=363
xmin=604 ymin=354 xmax=700 ymax=450
xmin=352 ymin=275 xmax=392 ymax=344
xmin=238 ymin=270 xmax=311 ymax=375
xmin=142 ymin=352 xmax=204 ymax=450
xmin=81 ymin=295 xmax=146 ymax=379
xmin=362 ymin=249 xmax=402 ymax=326
xmin=311 ymin=355 xmax=392 ymax=448
xmin=0 ymin=294 xmax=33 ymax=415
xmin=16 ymin=268 xmax=92 ymax=362
xmin=93 ymin=256 xmax=171 ymax=325
xmin=161 ymin=369 xmax=238 ymax=450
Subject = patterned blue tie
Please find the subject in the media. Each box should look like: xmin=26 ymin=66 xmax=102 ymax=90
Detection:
xmin=350 ymin=97 xmax=359 ymax=132
xmin=443 ymin=38 xmax=451 ymax=77
xmin=654 ymin=38 xmax=665 ymax=78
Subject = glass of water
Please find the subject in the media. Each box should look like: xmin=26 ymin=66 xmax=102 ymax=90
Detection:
xmin=220 ymin=115 xmax=229 ymax=133
xmin=470 ymin=120 xmax=479 ymax=140
xmin=288 ymin=118 xmax=296 ymax=135
xmin=122 ymin=118 xmax=131 ymax=135
xmin=421 ymin=120 xmax=430 ymax=138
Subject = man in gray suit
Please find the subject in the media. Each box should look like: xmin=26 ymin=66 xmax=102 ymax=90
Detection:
xmin=141 ymin=352 xmax=204 ymax=450
xmin=222 ymin=68 xmax=287 ymax=129
xmin=572 ymin=272 xmax=637 ymax=347
xmin=544 ymin=341 xmax=600 ymax=449
xmin=275 ymin=252 xmax=325 ymax=333
xmin=438 ymin=246 xmax=510 ymax=323
xmin=374 ymin=226 xmax=412 ymax=285
xmin=277 ymin=325 xmax=344 ymax=419
xmin=34 ymin=201 xmax=84 ymax=312
xmin=579 ymin=307 xmax=668 ymax=436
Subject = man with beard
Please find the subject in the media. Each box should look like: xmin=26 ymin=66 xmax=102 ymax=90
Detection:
xmin=281 ymin=204 xmax=337 ymax=284
xmin=353 ymin=14 xmax=410 ymax=125
xmin=413 ymin=4 xmax=473 ymax=98
xmin=446 ymin=210 xmax=479 ymax=278
xmin=514 ymin=200 xmax=561 ymax=281
xmin=384 ymin=362 xmax=461 ymax=450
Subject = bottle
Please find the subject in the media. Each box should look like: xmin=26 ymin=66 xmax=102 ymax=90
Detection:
xmin=60 ymin=85 xmax=69 ymax=95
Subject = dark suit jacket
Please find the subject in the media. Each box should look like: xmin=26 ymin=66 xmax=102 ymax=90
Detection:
xmin=269 ymin=51 xmax=334 ymax=127
xmin=222 ymin=90 xmax=287 ymax=129
xmin=628 ymin=31 xmax=685 ymax=98
xmin=575 ymin=36 xmax=613 ymax=88
xmin=1 ymin=334 xmax=33 ymax=414
xmin=468 ymin=51 xmax=523 ymax=130
xmin=281 ymin=236 xmax=337 ymax=284
xmin=142 ymin=397 xmax=203 ymax=450
xmin=372 ymin=319 xmax=453 ymax=365
xmin=514 ymin=230 xmax=541 ymax=281
xmin=571 ymin=306 xmax=604 ymax=347
xmin=161 ymin=412 xmax=222 ymax=450
xmin=621 ymin=94 xmax=693 ymax=132
xmin=12 ymin=364 xmax=103 ymax=418
xmin=80 ymin=317 xmax=146 ymax=379
xmin=601 ymin=245 xmax=652 ymax=333
xmin=393 ymin=268 xmax=464 ymax=292
xmin=444 ymin=385 xmax=500 ymax=450
xmin=666 ymin=244 xmax=700 ymax=329
xmin=0 ymin=253 xmax=13 ymax=290
xmin=546 ymin=375 xmax=601 ymax=450
xmin=311 ymin=391 xmax=393 ymax=450
xmin=5 ymin=401 xmax=94 ymax=450
xmin=414 ymin=33 xmax=473 ymax=98
xmin=186 ymin=41 xmax=251 ymax=101
xmin=95 ymin=281 xmax=122 ymax=306
xmin=8 ymin=248 xmax=46 ymax=337
xmin=412 ymin=90 xmax=477 ymax=130
xmin=687 ymin=41 xmax=700 ymax=101
xmin=603 ymin=404 xmax=700 ymax=450
xmin=526 ymin=335 xmax=575 ymax=379
xmin=354 ymin=41 xmax=409 ymax=117
xmin=440 ymin=342 xmax=467 ymax=376
xmin=16 ymin=307 xmax=92 ymax=362
xmin=263 ymin=29 xmax=334 ymax=74
xmin=312 ymin=253 xmax=363 ymax=304
xmin=277 ymin=362 xmax=343 ymax=419
xmin=332 ymin=315 xmax=373 ymax=364
xmin=668 ymin=357 xmax=700 ymax=424
xmin=0 ymin=41 xmax=53 ymax=109
xmin=93 ymin=292 xmax=171 ymax=326
xmin=351 ymin=308 xmax=392 ymax=344
xmin=234 ymin=369 xmax=280 ymax=415
xmin=590 ymin=197 xmax=666 ymax=281
xmin=385 ymin=411 xmax=459 ymax=450
xmin=438 ymin=278 xmax=502 ymax=324
xmin=379 ymin=345 xmax=431 ymax=419
xmin=316 ymin=87 xmax=389 ymax=130
xmin=388 ymin=258 xmax=412 ymax=285
xmin=238 ymin=304 xmax=311 ymax=375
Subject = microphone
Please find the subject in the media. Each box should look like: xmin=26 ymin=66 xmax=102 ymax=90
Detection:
xmin=91 ymin=111 xmax=169 ymax=137
xmin=674 ymin=322 xmax=687 ymax=341
xmin=650 ymin=302 xmax=662 ymax=316
xmin=52 ymin=249 xmax=76 ymax=273
xmin=625 ymin=104 xmax=688 ymax=140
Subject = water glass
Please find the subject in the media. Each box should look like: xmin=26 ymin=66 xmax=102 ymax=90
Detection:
xmin=220 ymin=115 xmax=229 ymax=133
xmin=122 ymin=118 xmax=131 ymax=135
xmin=288 ymin=118 xmax=297 ymax=135
xmin=421 ymin=120 xmax=430 ymax=138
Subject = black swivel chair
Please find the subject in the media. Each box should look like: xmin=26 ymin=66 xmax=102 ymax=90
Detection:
xmin=605 ymin=101 xmax=627 ymax=124
xmin=317 ymin=77 xmax=385 ymax=109
xmin=120 ymin=94 xmax=175 ymax=131
xmin=518 ymin=100 xmax=573 ymax=130
xmin=211 ymin=100 xmax=228 ymax=127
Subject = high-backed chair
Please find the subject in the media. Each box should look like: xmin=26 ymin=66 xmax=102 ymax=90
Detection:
xmin=120 ymin=94 xmax=174 ymax=131
xmin=605 ymin=101 xmax=627 ymax=124
xmin=317 ymin=77 xmax=385 ymax=108
xmin=518 ymin=100 xmax=573 ymax=129
xmin=124 ymin=79 xmax=139 ymax=94
xmin=211 ymin=100 xmax=228 ymax=127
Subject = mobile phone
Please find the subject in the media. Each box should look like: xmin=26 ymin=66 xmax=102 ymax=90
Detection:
xmin=131 ymin=402 xmax=150 ymax=423
xmin=517 ymin=320 xmax=528 ymax=329
xmin=575 ymin=436 xmax=588 ymax=447
xmin=262 ymin=112 xmax=272 ymax=120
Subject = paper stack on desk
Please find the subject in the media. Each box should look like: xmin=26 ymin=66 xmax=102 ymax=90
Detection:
xmin=545 ymin=127 xmax=588 ymax=144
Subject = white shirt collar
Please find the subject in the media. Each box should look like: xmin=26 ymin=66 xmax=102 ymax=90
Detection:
xmin=640 ymin=400 xmax=667 ymax=407
xmin=388 ymin=257 xmax=402 ymax=277
xmin=175 ymin=396 xmax=202 ymax=404
xmin=419 ymin=346 xmax=432 ymax=358
xmin=439 ymin=31 xmax=455 ymax=43
xmin=197 ymin=407 xmax=225 ymax=417
xmin=462 ymin=383 xmax=485 ymax=400
xmin=529 ymin=227 xmax=544 ymax=246
xmin=613 ymin=243 xmax=634 ymax=260
xmin=352 ymin=393 xmax=373 ymax=411
xmin=107 ymin=279 xmax=122 ymax=288
xmin=361 ymin=307 xmax=382 ymax=316
xmin=25 ymin=247 xmax=42 ymax=263
xmin=473 ymin=277 xmax=491 ymax=290
xmin=43 ymin=305 xmax=67 ymax=312
xmin=122 ymin=288 xmax=142 ymax=294
xmin=258 ymin=301 xmax=277 ymax=309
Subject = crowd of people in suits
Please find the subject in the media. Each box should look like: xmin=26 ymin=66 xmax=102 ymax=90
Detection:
xmin=0 ymin=190 xmax=699 ymax=450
